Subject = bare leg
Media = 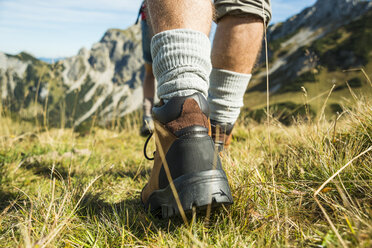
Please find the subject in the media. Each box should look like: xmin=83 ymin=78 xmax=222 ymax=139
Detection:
xmin=212 ymin=15 xmax=264 ymax=74
xmin=142 ymin=63 xmax=155 ymax=118
xmin=208 ymin=15 xmax=264 ymax=145
xmin=141 ymin=63 xmax=155 ymax=136
xmin=146 ymin=0 xmax=213 ymax=35
xmin=143 ymin=63 xmax=155 ymax=102
xmin=145 ymin=0 xmax=213 ymax=100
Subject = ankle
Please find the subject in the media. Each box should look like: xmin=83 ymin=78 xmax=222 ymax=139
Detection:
xmin=208 ymin=68 xmax=251 ymax=123
xmin=151 ymin=29 xmax=212 ymax=101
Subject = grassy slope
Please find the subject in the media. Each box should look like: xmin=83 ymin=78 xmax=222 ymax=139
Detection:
xmin=0 ymin=92 xmax=371 ymax=247
xmin=243 ymin=62 xmax=372 ymax=120
xmin=244 ymin=10 xmax=372 ymax=121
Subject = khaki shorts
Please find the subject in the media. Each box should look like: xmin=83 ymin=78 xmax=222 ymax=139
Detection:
xmin=214 ymin=0 xmax=272 ymax=24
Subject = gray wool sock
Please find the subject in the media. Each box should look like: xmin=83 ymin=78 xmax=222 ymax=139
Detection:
xmin=151 ymin=29 xmax=212 ymax=100
xmin=208 ymin=68 xmax=252 ymax=124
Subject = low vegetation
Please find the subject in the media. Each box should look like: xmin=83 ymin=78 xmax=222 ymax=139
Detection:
xmin=0 ymin=82 xmax=371 ymax=247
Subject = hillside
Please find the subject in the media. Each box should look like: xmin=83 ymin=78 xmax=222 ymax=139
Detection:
xmin=244 ymin=0 xmax=372 ymax=122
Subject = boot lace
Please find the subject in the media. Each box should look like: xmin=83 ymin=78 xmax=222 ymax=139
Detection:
xmin=143 ymin=132 xmax=155 ymax=161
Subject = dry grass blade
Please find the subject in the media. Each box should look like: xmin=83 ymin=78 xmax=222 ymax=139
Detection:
xmin=153 ymin=129 xmax=189 ymax=227
xmin=318 ymin=84 xmax=336 ymax=125
xmin=314 ymin=146 xmax=372 ymax=248
xmin=314 ymin=146 xmax=371 ymax=196
xmin=262 ymin=2 xmax=279 ymax=231
xmin=36 ymin=175 xmax=102 ymax=248
xmin=205 ymin=124 xmax=221 ymax=224
xmin=40 ymin=177 xmax=56 ymax=237
xmin=313 ymin=197 xmax=348 ymax=248
xmin=283 ymin=88 xmax=332 ymax=120
xmin=343 ymin=68 xmax=372 ymax=87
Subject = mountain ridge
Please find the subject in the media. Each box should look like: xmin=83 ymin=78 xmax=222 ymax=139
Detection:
xmin=250 ymin=0 xmax=372 ymax=93
xmin=0 ymin=25 xmax=145 ymax=127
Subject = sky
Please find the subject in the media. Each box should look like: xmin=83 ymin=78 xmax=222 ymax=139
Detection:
xmin=0 ymin=0 xmax=316 ymax=58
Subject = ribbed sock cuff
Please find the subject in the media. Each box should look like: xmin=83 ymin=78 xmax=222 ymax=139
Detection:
xmin=208 ymin=68 xmax=251 ymax=124
xmin=151 ymin=29 xmax=211 ymax=100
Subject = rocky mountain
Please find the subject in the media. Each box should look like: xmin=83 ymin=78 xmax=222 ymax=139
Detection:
xmin=1 ymin=0 xmax=371 ymax=128
xmin=0 ymin=25 xmax=144 ymax=128
xmin=252 ymin=0 xmax=372 ymax=92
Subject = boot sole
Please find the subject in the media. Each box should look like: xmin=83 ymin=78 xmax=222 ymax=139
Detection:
xmin=145 ymin=169 xmax=233 ymax=218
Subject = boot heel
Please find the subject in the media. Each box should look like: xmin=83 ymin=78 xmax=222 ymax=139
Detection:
xmin=147 ymin=170 xmax=233 ymax=218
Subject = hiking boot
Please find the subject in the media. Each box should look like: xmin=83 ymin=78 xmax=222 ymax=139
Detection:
xmin=141 ymin=93 xmax=233 ymax=218
xmin=140 ymin=115 xmax=154 ymax=136
xmin=210 ymin=120 xmax=235 ymax=152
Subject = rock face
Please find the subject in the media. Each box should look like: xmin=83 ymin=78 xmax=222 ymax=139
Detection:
xmin=0 ymin=52 xmax=30 ymax=100
xmin=268 ymin=0 xmax=370 ymax=41
xmin=253 ymin=0 xmax=372 ymax=92
xmin=60 ymin=26 xmax=144 ymax=126
xmin=0 ymin=25 xmax=145 ymax=127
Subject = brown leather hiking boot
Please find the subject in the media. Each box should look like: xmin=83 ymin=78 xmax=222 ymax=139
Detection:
xmin=210 ymin=120 xmax=235 ymax=152
xmin=141 ymin=93 xmax=233 ymax=218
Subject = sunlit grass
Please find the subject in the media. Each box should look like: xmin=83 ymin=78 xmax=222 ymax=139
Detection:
xmin=0 ymin=89 xmax=371 ymax=247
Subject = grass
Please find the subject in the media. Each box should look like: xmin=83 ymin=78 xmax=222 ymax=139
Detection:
xmin=0 ymin=84 xmax=371 ymax=247
xmin=245 ymin=61 xmax=372 ymax=120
